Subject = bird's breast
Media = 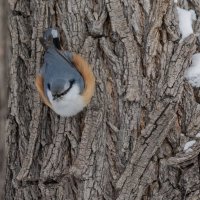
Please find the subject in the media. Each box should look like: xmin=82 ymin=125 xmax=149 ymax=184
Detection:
xmin=47 ymin=84 xmax=85 ymax=117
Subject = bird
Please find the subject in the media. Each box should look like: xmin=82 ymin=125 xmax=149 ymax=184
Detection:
xmin=35 ymin=28 xmax=95 ymax=117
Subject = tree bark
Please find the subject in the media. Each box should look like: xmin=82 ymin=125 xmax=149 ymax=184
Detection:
xmin=6 ymin=0 xmax=200 ymax=199
xmin=0 ymin=0 xmax=7 ymax=199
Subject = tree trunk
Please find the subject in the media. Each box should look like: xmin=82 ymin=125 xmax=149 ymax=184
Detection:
xmin=0 ymin=0 xmax=7 ymax=199
xmin=6 ymin=0 xmax=200 ymax=199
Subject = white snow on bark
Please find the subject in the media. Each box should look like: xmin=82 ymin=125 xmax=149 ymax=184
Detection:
xmin=185 ymin=53 xmax=200 ymax=87
xmin=183 ymin=140 xmax=196 ymax=152
xmin=176 ymin=7 xmax=196 ymax=39
xmin=196 ymin=132 xmax=200 ymax=138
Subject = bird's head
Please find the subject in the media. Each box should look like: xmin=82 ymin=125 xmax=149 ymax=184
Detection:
xmin=46 ymin=78 xmax=85 ymax=117
xmin=47 ymin=79 xmax=75 ymax=101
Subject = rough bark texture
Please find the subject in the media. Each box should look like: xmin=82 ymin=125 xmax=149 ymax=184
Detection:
xmin=6 ymin=0 xmax=200 ymax=199
xmin=0 ymin=0 xmax=7 ymax=199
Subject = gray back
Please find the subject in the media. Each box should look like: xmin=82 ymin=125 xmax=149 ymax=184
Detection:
xmin=40 ymin=48 xmax=84 ymax=96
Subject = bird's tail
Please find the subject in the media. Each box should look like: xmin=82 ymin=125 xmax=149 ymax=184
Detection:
xmin=40 ymin=28 xmax=62 ymax=50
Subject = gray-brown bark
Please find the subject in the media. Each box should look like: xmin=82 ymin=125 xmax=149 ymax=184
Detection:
xmin=0 ymin=0 xmax=7 ymax=199
xmin=5 ymin=0 xmax=200 ymax=199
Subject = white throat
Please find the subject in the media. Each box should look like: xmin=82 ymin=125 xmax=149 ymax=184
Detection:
xmin=47 ymin=84 xmax=85 ymax=117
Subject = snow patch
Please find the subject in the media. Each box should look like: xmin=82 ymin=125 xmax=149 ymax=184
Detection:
xmin=185 ymin=53 xmax=200 ymax=87
xmin=196 ymin=132 xmax=200 ymax=138
xmin=177 ymin=7 xmax=196 ymax=39
xmin=174 ymin=0 xmax=178 ymax=3
xmin=183 ymin=140 xmax=196 ymax=152
xmin=190 ymin=10 xmax=197 ymax=21
xmin=185 ymin=148 xmax=193 ymax=153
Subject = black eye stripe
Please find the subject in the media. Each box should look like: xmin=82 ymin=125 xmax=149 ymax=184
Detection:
xmin=53 ymin=79 xmax=75 ymax=100
xmin=69 ymin=79 xmax=75 ymax=85
xmin=60 ymin=79 xmax=75 ymax=96
xmin=53 ymin=38 xmax=62 ymax=50
xmin=47 ymin=83 xmax=51 ymax=90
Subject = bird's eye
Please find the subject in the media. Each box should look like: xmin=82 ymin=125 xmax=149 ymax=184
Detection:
xmin=47 ymin=83 xmax=51 ymax=90
xmin=57 ymin=80 xmax=75 ymax=97
xmin=69 ymin=79 xmax=75 ymax=85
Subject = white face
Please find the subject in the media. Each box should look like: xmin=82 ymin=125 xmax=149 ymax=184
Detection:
xmin=47 ymin=84 xmax=85 ymax=117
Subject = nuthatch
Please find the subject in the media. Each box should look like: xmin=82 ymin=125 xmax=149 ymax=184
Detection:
xmin=35 ymin=28 xmax=95 ymax=117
